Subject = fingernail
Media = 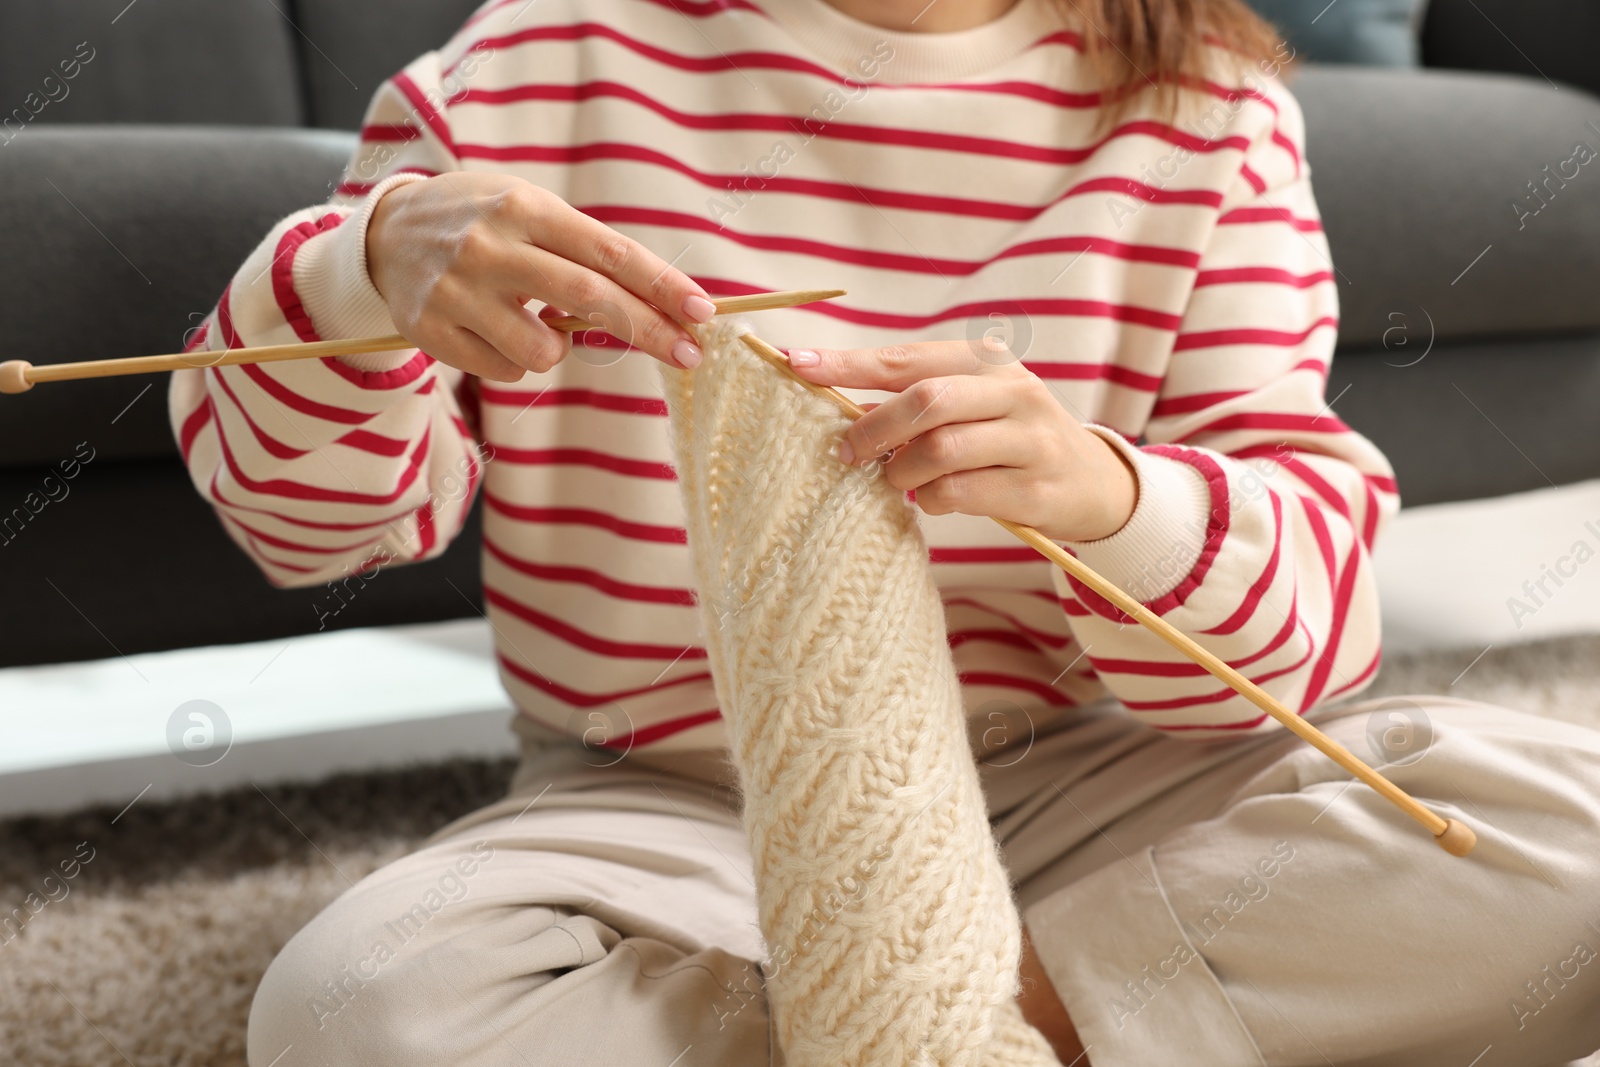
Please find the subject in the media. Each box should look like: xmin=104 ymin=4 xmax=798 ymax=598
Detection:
xmin=673 ymin=338 xmax=703 ymax=369
xmin=788 ymin=349 xmax=819 ymax=368
xmin=838 ymin=440 xmax=855 ymax=465
xmin=682 ymin=295 xmax=716 ymax=324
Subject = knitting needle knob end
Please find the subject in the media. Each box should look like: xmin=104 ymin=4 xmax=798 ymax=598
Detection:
xmin=1435 ymin=818 xmax=1476 ymax=857
xmin=0 ymin=361 xmax=34 ymax=394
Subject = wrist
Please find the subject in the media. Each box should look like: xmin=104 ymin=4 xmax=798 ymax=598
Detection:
xmin=1059 ymin=431 xmax=1215 ymax=605
xmin=363 ymin=172 xmax=430 ymax=304
xmin=1041 ymin=425 xmax=1139 ymax=542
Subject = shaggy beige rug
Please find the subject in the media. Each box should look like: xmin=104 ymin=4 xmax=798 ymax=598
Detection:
xmin=1 ymin=634 xmax=1597 ymax=1067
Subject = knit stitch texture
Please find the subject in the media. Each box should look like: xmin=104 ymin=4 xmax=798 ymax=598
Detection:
xmin=662 ymin=319 xmax=1060 ymax=1066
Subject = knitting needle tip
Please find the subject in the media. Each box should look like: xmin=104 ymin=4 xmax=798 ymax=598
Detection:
xmin=0 ymin=361 xmax=34 ymax=394
xmin=1434 ymin=818 xmax=1476 ymax=857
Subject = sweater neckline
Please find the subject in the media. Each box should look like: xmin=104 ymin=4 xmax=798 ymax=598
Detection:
xmin=753 ymin=0 xmax=1067 ymax=84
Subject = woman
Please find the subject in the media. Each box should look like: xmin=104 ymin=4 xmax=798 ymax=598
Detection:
xmin=170 ymin=0 xmax=1600 ymax=1062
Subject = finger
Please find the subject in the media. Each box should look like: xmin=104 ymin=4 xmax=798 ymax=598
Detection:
xmin=467 ymin=300 xmax=571 ymax=374
xmin=842 ymin=374 xmax=1016 ymax=465
xmin=421 ymin=322 xmax=538 ymax=383
xmin=879 ymin=419 xmax=1026 ymax=493
xmin=510 ymin=246 xmax=703 ymax=369
xmin=527 ymin=190 xmax=716 ymax=325
xmin=788 ymin=338 xmax=1012 ymax=392
xmin=912 ymin=467 xmax=1025 ymax=519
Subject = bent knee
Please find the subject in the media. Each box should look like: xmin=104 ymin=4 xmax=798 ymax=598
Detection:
xmin=247 ymin=900 xmax=608 ymax=1066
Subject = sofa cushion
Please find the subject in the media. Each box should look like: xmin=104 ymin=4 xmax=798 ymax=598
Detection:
xmin=295 ymin=0 xmax=487 ymax=129
xmin=0 ymin=126 xmax=356 ymax=470
xmin=1248 ymin=0 xmax=1426 ymax=67
xmin=1328 ymin=333 xmax=1600 ymax=506
xmin=0 ymin=0 xmax=302 ymax=128
xmin=1294 ymin=65 xmax=1600 ymax=349
xmin=0 ymin=458 xmax=485 ymax=668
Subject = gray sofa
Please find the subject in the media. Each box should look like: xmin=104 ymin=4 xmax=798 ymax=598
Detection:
xmin=2 ymin=0 xmax=1597 ymax=667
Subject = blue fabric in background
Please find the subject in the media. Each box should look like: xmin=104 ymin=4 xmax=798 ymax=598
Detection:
xmin=1246 ymin=0 xmax=1429 ymax=66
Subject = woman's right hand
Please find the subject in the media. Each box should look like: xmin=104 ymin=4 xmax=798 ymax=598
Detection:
xmin=365 ymin=172 xmax=716 ymax=381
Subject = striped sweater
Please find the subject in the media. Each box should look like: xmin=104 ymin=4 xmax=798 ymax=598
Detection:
xmin=168 ymin=0 xmax=1398 ymax=769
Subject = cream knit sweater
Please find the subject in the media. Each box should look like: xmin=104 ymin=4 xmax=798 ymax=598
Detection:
xmin=664 ymin=319 xmax=1059 ymax=1066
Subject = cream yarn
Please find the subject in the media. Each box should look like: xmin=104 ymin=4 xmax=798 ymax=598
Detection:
xmin=661 ymin=320 xmax=1061 ymax=1067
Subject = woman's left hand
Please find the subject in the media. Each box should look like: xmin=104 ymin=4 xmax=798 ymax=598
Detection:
xmin=786 ymin=337 xmax=1138 ymax=543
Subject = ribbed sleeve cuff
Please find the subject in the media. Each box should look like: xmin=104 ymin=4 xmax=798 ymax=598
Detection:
xmin=294 ymin=171 xmax=432 ymax=371
xmin=1062 ymin=426 xmax=1213 ymax=604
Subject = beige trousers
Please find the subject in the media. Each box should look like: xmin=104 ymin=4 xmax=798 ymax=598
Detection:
xmin=248 ymin=695 xmax=1600 ymax=1067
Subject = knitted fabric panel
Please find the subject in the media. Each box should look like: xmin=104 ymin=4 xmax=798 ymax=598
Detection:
xmin=661 ymin=319 xmax=1060 ymax=1067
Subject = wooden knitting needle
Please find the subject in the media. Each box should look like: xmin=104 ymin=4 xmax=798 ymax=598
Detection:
xmin=0 ymin=288 xmax=847 ymax=395
xmin=737 ymin=330 xmax=1476 ymax=857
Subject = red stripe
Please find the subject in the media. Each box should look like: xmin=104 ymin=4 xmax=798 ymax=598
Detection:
xmin=595 ymin=708 xmax=724 ymax=750
xmin=942 ymin=596 xmax=1073 ymax=650
xmin=497 ymin=651 xmax=711 ymax=708
xmin=1027 ymin=360 xmax=1165 ymax=391
xmin=958 ymin=671 xmax=1076 ymax=706
xmin=178 ymin=397 xmax=213 ymax=462
xmin=1192 ymin=267 xmax=1334 ymax=289
xmin=1173 ymin=318 xmax=1338 ymax=352
xmin=216 ymin=425 xmax=431 ymax=506
xmin=411 ymin=501 xmax=437 ymax=560
xmin=484 ymin=535 xmax=695 ymax=604
xmin=1062 ymin=447 xmax=1230 ymax=624
xmin=485 ymin=587 xmax=705 ymax=660
xmin=319 ymin=350 xmax=434 ymax=390
xmin=1218 ymin=206 xmax=1323 ymax=232
xmin=271 ymin=213 xmax=345 ymax=344
xmin=334 ymin=428 xmax=411 ymax=457
xmin=717 ymin=284 xmax=1182 ymax=334
xmin=1299 ymin=494 xmax=1338 ymax=589
xmin=360 ymin=123 xmax=420 ymax=142
xmin=1058 ymin=596 xmax=1090 ymax=617
xmin=1123 ymin=634 xmax=1312 ymax=711
xmin=467 ymin=0 xmax=764 ymax=29
xmin=1276 ymin=453 xmax=1354 ymax=521
xmin=1325 ymin=647 xmax=1382 ymax=700
xmin=588 ymin=203 xmax=1209 ymax=276
xmin=390 ymin=70 xmax=458 ymax=155
xmin=216 ymin=284 xmax=242 ymax=349
xmin=1360 ymin=480 xmax=1380 ymax=552
xmin=1177 ymin=411 xmax=1352 ymax=441
xmin=484 ymin=491 xmax=686 ymax=543
xmin=1142 ymin=447 xmax=1229 ymax=615
xmin=208 ymin=367 xmax=309 ymax=461
xmin=948 ymin=629 xmax=1046 ymax=654
xmin=1092 ymin=592 xmax=1298 ymax=676
xmin=236 ymin=363 xmax=370 ymax=426
xmin=1299 ymin=538 xmax=1364 ymax=711
xmin=461 ymin=79 xmax=1255 ymax=169
xmin=469 ymin=25 xmax=1261 ymax=142
xmin=493 ymin=446 xmax=676 ymax=480
xmin=1201 ymin=490 xmax=1284 ymax=635
xmin=210 ymin=474 xmax=416 ymax=532
xmin=480 ymin=385 xmax=669 ymax=416
xmin=223 ymin=514 xmax=378 ymax=556
xmin=1151 ymin=389 xmax=1249 ymax=418
xmin=467 ymin=135 xmax=1213 ymax=237
xmin=335 ymin=166 xmax=440 ymax=198
xmin=222 ymin=524 xmax=321 ymax=577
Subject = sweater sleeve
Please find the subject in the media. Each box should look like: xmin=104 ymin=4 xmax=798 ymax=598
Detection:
xmin=168 ymin=48 xmax=490 ymax=591
xmin=1054 ymin=79 xmax=1399 ymax=738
